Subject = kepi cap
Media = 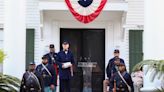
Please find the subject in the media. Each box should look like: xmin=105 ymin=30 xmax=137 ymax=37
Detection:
xmin=114 ymin=49 xmax=120 ymax=53
xmin=29 ymin=61 xmax=35 ymax=65
xmin=42 ymin=55 xmax=48 ymax=60
xmin=118 ymin=62 xmax=125 ymax=66
xmin=49 ymin=44 xmax=54 ymax=48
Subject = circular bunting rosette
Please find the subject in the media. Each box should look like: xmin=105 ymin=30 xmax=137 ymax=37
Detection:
xmin=65 ymin=0 xmax=107 ymax=24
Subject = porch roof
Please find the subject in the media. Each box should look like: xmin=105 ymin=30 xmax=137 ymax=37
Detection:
xmin=39 ymin=1 xmax=128 ymax=12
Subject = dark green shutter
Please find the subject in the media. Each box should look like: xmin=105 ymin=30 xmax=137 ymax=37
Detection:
xmin=26 ymin=29 xmax=35 ymax=70
xmin=129 ymin=30 xmax=143 ymax=72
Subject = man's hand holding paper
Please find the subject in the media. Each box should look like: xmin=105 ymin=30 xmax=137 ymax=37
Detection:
xmin=62 ymin=62 xmax=72 ymax=69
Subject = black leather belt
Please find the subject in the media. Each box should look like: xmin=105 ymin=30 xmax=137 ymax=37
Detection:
xmin=116 ymin=88 xmax=126 ymax=91
xmin=30 ymin=88 xmax=35 ymax=90
xmin=26 ymin=87 xmax=38 ymax=91
xmin=43 ymin=74 xmax=51 ymax=78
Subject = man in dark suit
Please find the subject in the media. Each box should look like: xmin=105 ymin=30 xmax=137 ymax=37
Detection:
xmin=56 ymin=41 xmax=75 ymax=92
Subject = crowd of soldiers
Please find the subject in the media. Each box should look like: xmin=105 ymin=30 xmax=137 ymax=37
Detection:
xmin=20 ymin=41 xmax=74 ymax=92
xmin=20 ymin=41 xmax=142 ymax=92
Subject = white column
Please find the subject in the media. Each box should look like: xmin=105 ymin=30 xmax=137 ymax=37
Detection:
xmin=142 ymin=0 xmax=164 ymax=91
xmin=144 ymin=0 xmax=164 ymax=60
xmin=3 ymin=0 xmax=26 ymax=79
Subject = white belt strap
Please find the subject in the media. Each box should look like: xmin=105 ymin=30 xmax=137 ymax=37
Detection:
xmin=27 ymin=71 xmax=41 ymax=91
xmin=118 ymin=71 xmax=131 ymax=92
xmin=42 ymin=63 xmax=52 ymax=77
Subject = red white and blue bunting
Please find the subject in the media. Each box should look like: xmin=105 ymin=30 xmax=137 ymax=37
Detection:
xmin=65 ymin=0 xmax=107 ymax=24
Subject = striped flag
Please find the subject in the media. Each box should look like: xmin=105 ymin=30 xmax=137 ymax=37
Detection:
xmin=65 ymin=0 xmax=107 ymax=24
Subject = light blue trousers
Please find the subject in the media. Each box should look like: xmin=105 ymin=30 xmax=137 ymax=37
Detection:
xmin=83 ymin=87 xmax=92 ymax=92
xmin=44 ymin=86 xmax=56 ymax=92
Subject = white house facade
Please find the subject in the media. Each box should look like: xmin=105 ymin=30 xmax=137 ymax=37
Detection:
xmin=5 ymin=0 xmax=164 ymax=92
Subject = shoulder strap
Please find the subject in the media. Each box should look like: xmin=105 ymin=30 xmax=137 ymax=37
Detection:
xmin=26 ymin=71 xmax=32 ymax=81
xmin=49 ymin=53 xmax=56 ymax=63
xmin=42 ymin=63 xmax=52 ymax=77
xmin=30 ymin=72 xmax=41 ymax=91
xmin=117 ymin=71 xmax=131 ymax=92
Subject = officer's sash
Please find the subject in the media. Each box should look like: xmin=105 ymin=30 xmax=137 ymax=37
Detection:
xmin=117 ymin=71 xmax=131 ymax=92
xmin=42 ymin=63 xmax=52 ymax=77
xmin=27 ymin=71 xmax=41 ymax=91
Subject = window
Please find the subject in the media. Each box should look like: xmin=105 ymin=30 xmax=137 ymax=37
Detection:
xmin=26 ymin=29 xmax=35 ymax=70
xmin=129 ymin=30 xmax=143 ymax=72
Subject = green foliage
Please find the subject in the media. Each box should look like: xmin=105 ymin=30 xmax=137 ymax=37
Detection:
xmin=0 ymin=50 xmax=21 ymax=91
xmin=155 ymin=87 xmax=164 ymax=92
xmin=132 ymin=60 xmax=164 ymax=72
xmin=158 ymin=60 xmax=164 ymax=72
xmin=0 ymin=73 xmax=21 ymax=92
xmin=132 ymin=60 xmax=164 ymax=82
xmin=0 ymin=50 xmax=5 ymax=63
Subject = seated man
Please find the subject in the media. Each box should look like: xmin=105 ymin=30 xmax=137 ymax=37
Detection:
xmin=104 ymin=49 xmax=125 ymax=92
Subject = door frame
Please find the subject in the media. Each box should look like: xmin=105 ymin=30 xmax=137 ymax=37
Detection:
xmin=51 ymin=21 xmax=119 ymax=77
xmin=60 ymin=28 xmax=106 ymax=92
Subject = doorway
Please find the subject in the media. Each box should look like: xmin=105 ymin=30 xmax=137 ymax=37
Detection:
xmin=60 ymin=28 xmax=105 ymax=92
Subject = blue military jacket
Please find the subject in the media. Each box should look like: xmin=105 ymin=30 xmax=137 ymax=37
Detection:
xmin=20 ymin=70 xmax=44 ymax=92
xmin=109 ymin=71 xmax=134 ymax=92
xmin=56 ymin=50 xmax=74 ymax=80
xmin=44 ymin=52 xmax=58 ymax=64
xmin=106 ymin=57 xmax=125 ymax=79
xmin=36 ymin=64 xmax=56 ymax=87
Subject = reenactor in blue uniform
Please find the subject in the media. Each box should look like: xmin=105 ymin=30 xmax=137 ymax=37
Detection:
xmin=20 ymin=62 xmax=44 ymax=92
xmin=104 ymin=49 xmax=125 ymax=92
xmin=56 ymin=41 xmax=75 ymax=92
xmin=106 ymin=49 xmax=125 ymax=80
xmin=109 ymin=62 xmax=134 ymax=92
xmin=44 ymin=44 xmax=58 ymax=84
xmin=44 ymin=44 xmax=58 ymax=65
xmin=36 ymin=56 xmax=57 ymax=92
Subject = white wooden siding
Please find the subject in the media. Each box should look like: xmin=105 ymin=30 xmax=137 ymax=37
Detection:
xmin=124 ymin=0 xmax=144 ymax=70
xmin=126 ymin=0 xmax=144 ymax=27
xmin=26 ymin=0 xmax=144 ymax=67
xmin=0 ymin=0 xmax=4 ymax=26
xmin=26 ymin=0 xmax=41 ymax=64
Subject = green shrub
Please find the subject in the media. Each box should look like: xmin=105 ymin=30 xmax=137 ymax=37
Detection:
xmin=0 ymin=50 xmax=5 ymax=63
xmin=132 ymin=60 xmax=164 ymax=81
xmin=155 ymin=87 xmax=164 ymax=92
xmin=0 ymin=73 xmax=21 ymax=92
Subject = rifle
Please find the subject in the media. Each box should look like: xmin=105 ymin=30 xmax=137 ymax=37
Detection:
xmin=113 ymin=80 xmax=116 ymax=92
